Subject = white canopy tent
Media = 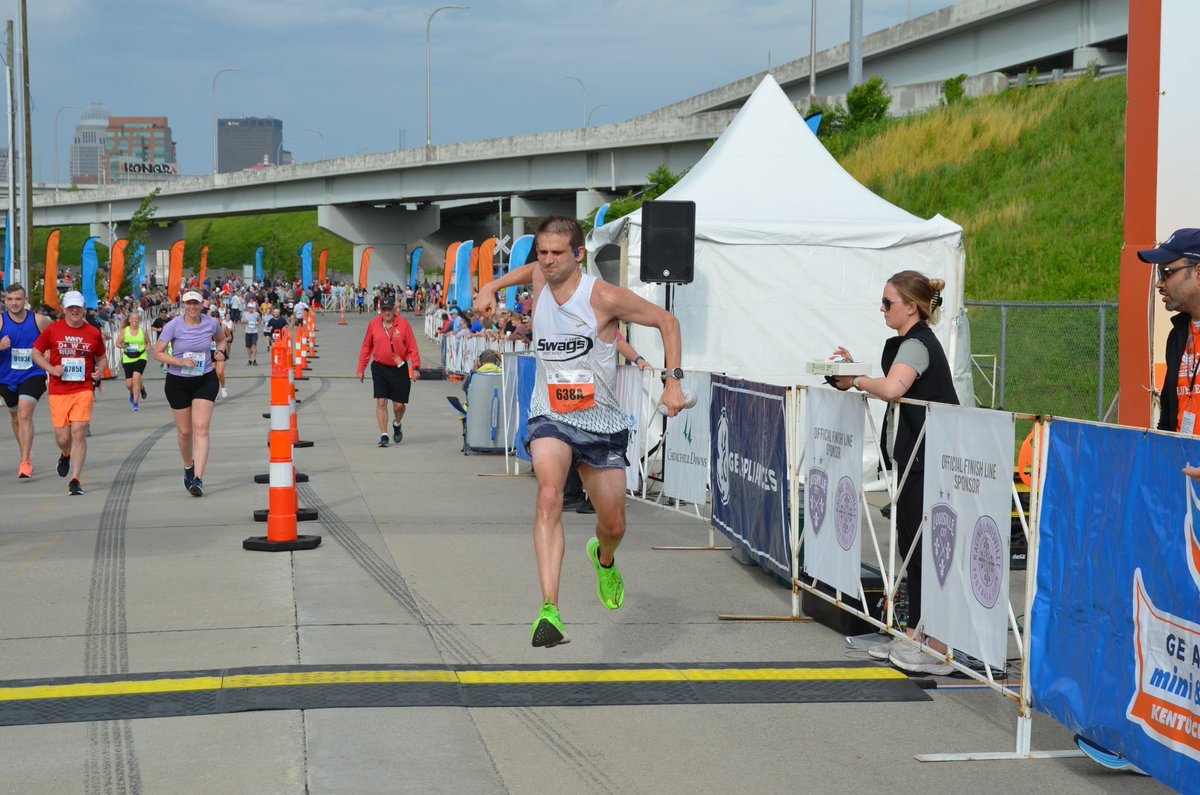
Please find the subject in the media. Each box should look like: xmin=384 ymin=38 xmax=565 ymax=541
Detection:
xmin=587 ymin=74 xmax=973 ymax=405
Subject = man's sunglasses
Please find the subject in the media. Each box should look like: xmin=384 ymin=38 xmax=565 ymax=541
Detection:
xmin=1157 ymin=262 xmax=1197 ymax=282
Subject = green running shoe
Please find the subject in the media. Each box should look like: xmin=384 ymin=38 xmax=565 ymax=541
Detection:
xmin=530 ymin=601 xmax=568 ymax=648
xmin=587 ymin=537 xmax=625 ymax=610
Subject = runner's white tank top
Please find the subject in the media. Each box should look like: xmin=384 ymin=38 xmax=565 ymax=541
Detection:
xmin=530 ymin=274 xmax=625 ymax=433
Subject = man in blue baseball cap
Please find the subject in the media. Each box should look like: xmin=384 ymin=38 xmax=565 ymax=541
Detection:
xmin=1139 ymin=229 xmax=1200 ymax=435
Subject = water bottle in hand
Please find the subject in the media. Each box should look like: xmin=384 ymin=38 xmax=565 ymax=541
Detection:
xmin=657 ymin=389 xmax=697 ymax=416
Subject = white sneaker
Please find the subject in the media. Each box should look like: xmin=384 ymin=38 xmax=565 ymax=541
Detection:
xmin=867 ymin=636 xmax=904 ymax=660
xmin=888 ymin=644 xmax=954 ymax=675
xmin=219 ymin=388 xmax=229 ymax=400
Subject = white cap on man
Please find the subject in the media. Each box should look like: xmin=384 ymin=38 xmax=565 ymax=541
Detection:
xmin=62 ymin=291 xmax=85 ymax=309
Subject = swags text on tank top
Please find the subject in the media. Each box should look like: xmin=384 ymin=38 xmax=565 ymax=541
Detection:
xmin=530 ymin=274 xmax=625 ymax=433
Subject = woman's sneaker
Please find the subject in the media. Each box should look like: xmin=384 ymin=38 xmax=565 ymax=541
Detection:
xmin=188 ymin=477 xmax=204 ymax=497
xmin=888 ymin=644 xmax=953 ymax=675
xmin=867 ymin=636 xmax=904 ymax=660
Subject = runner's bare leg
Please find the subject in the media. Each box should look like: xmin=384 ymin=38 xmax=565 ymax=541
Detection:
xmin=530 ymin=437 xmax=573 ymax=604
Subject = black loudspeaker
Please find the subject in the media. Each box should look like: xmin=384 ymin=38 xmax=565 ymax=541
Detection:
xmin=640 ymin=200 xmax=695 ymax=284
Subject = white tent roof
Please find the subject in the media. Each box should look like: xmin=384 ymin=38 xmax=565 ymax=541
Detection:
xmin=592 ymin=74 xmax=961 ymax=249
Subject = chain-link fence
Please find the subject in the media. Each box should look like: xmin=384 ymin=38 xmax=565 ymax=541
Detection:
xmin=966 ymin=301 xmax=1119 ymax=421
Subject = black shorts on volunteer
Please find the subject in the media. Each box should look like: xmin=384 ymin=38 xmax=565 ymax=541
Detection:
xmin=0 ymin=375 xmax=47 ymax=409
xmin=524 ymin=415 xmax=629 ymax=470
xmin=245 ymin=333 xmax=258 ymax=349
xmin=164 ymin=370 xmax=220 ymax=409
xmin=122 ymin=360 xmax=147 ymax=379
xmin=371 ymin=361 xmax=411 ymax=403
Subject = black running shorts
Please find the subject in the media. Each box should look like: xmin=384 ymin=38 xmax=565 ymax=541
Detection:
xmin=164 ymin=370 xmax=219 ymax=409
xmin=0 ymin=374 xmax=47 ymax=409
xmin=371 ymin=361 xmax=411 ymax=403
xmin=122 ymin=360 xmax=147 ymax=379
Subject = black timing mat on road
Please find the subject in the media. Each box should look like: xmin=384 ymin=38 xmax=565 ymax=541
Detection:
xmin=0 ymin=661 xmax=929 ymax=726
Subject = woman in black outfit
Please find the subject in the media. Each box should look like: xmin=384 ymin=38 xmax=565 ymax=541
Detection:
xmin=834 ymin=270 xmax=959 ymax=675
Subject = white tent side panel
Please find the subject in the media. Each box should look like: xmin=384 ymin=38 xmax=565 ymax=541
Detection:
xmin=622 ymin=228 xmax=969 ymax=394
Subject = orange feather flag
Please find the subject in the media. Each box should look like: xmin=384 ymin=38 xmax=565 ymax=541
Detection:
xmin=108 ymin=239 xmax=129 ymax=300
xmin=44 ymin=230 xmax=61 ymax=309
xmin=199 ymin=245 xmax=209 ymax=286
xmin=168 ymin=240 xmax=186 ymax=302
xmin=318 ymin=249 xmax=328 ymax=285
xmin=443 ymin=242 xmax=461 ymax=307
xmin=359 ymin=247 xmax=374 ymax=289
xmin=476 ymin=237 xmax=497 ymax=291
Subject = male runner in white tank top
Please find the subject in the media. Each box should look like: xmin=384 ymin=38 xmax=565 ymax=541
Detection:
xmin=477 ymin=216 xmax=686 ymax=647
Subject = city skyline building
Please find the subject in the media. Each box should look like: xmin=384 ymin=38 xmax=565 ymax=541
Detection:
xmin=217 ymin=116 xmax=285 ymax=173
xmin=102 ymin=116 xmax=179 ymax=185
xmin=69 ymin=103 xmax=110 ymax=185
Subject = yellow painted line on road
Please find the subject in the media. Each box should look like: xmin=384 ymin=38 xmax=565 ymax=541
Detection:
xmin=0 ymin=665 xmax=905 ymax=703
xmin=16 ymin=533 xmax=61 ymax=574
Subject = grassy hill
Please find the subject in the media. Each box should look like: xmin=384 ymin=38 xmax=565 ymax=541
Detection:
xmin=836 ymin=74 xmax=1126 ymax=301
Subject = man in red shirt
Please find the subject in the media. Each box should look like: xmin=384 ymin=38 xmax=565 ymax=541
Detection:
xmin=31 ymin=291 xmax=106 ymax=495
xmin=357 ymin=294 xmax=421 ymax=447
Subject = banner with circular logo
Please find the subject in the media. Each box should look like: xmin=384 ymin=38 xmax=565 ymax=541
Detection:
xmin=920 ymin=402 xmax=1015 ymax=669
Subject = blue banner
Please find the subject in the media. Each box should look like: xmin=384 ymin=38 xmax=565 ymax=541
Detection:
xmin=507 ymin=235 xmax=534 ymax=311
xmin=410 ymin=246 xmax=423 ymax=290
xmin=132 ymin=243 xmax=146 ymax=299
xmin=514 ymin=354 xmax=536 ymax=462
xmin=709 ymin=376 xmax=790 ymax=579
xmin=300 ymin=240 xmax=313 ymax=290
xmin=81 ymin=236 xmax=100 ymax=309
xmin=255 ymin=246 xmax=264 ymax=281
xmin=1032 ymin=419 xmax=1200 ymax=789
xmin=594 ymin=203 xmax=610 ymax=228
xmin=454 ymin=240 xmax=474 ymax=312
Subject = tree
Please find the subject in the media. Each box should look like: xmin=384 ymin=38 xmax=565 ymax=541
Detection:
xmin=262 ymin=223 xmax=293 ymax=281
xmin=845 ymin=75 xmax=891 ymax=130
xmin=582 ymin=164 xmax=686 ymax=235
xmin=124 ymin=187 xmax=161 ymax=295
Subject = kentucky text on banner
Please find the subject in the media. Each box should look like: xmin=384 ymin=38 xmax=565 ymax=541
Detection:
xmin=709 ymin=376 xmax=790 ymax=579
xmin=1032 ymin=419 xmax=1200 ymax=790
xmin=615 ymin=365 xmax=644 ymax=492
xmin=664 ymin=372 xmax=712 ymax=505
xmin=921 ymin=403 xmax=1013 ymax=669
xmin=803 ymin=387 xmax=866 ymax=598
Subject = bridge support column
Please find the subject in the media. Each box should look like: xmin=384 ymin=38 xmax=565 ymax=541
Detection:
xmin=317 ymin=204 xmax=440 ymax=287
xmin=90 ymin=220 xmax=185 ymax=288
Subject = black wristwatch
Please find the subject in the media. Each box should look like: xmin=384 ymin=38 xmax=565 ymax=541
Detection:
xmin=664 ymin=368 xmax=684 ymax=380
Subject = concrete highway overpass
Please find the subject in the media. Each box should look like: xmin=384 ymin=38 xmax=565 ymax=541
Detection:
xmin=9 ymin=0 xmax=1127 ymax=285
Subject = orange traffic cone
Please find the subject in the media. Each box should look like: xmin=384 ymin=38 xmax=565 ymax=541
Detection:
xmin=244 ymin=335 xmax=320 ymax=551
xmin=339 ymin=309 xmax=346 ymax=326
xmin=288 ymin=363 xmax=314 ymax=449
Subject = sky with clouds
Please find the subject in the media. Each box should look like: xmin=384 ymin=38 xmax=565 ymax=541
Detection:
xmin=16 ymin=0 xmax=951 ymax=180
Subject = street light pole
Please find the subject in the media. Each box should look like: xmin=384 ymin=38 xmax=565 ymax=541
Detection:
xmin=305 ymin=128 xmax=326 ymax=160
xmin=566 ymin=75 xmax=588 ymax=128
xmin=54 ymin=104 xmax=78 ymax=196
xmin=211 ymin=66 xmax=241 ymax=175
xmin=425 ymin=5 xmax=467 ymax=147
xmin=586 ymin=103 xmax=611 ymax=127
